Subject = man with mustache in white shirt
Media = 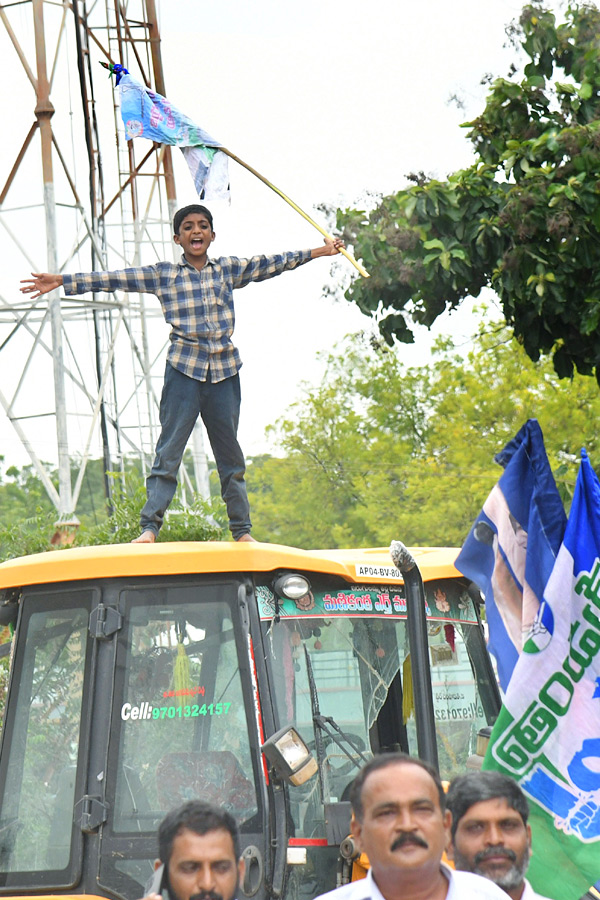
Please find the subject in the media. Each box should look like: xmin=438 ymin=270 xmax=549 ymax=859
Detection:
xmin=313 ymin=753 xmax=506 ymax=900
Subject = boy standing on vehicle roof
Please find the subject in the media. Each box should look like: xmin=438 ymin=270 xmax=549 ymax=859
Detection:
xmin=21 ymin=204 xmax=343 ymax=543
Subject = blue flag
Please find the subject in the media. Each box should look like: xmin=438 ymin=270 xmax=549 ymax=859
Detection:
xmin=483 ymin=449 xmax=600 ymax=897
xmin=455 ymin=419 xmax=566 ymax=690
xmin=118 ymin=73 xmax=230 ymax=202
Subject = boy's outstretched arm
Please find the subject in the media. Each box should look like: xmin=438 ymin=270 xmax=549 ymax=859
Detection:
xmin=310 ymin=237 xmax=345 ymax=259
xmin=22 ymin=266 xmax=160 ymax=298
xmin=20 ymin=273 xmax=63 ymax=300
xmin=230 ymin=238 xmax=346 ymax=289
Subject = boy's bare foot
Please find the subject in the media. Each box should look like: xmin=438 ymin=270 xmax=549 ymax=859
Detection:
xmin=131 ymin=530 xmax=156 ymax=544
xmin=236 ymin=533 xmax=257 ymax=543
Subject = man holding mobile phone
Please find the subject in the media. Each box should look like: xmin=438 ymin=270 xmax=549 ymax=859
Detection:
xmin=146 ymin=800 xmax=244 ymax=900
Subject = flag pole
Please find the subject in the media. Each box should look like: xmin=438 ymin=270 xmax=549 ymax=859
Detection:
xmin=220 ymin=147 xmax=370 ymax=279
xmin=101 ymin=62 xmax=368 ymax=277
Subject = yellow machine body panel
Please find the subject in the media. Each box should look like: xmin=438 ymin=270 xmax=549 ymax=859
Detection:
xmin=0 ymin=542 xmax=460 ymax=589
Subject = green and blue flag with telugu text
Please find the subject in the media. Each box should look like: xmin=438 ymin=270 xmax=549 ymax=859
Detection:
xmin=118 ymin=72 xmax=230 ymax=202
xmin=482 ymin=447 xmax=600 ymax=898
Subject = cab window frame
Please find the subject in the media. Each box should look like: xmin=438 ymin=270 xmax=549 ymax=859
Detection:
xmin=0 ymin=586 xmax=96 ymax=891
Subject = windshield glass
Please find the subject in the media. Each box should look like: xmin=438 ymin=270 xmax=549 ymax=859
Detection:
xmin=0 ymin=594 xmax=90 ymax=886
xmin=101 ymin=582 xmax=261 ymax=897
xmin=259 ymin=578 xmax=494 ymax=839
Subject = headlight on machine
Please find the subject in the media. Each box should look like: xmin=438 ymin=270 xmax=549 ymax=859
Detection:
xmin=272 ymin=573 xmax=312 ymax=601
xmin=262 ymin=726 xmax=318 ymax=785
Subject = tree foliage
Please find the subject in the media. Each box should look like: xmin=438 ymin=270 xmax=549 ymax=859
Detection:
xmin=0 ymin=471 xmax=223 ymax=563
xmin=5 ymin=315 xmax=600 ymax=556
xmin=0 ymin=456 xmax=130 ymax=531
xmin=247 ymin=323 xmax=600 ymax=548
xmin=337 ymin=3 xmax=600 ymax=383
xmin=0 ymin=460 xmax=55 ymax=527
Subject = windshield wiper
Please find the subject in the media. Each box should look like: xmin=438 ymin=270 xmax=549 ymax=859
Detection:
xmin=303 ymin=645 xmax=369 ymax=801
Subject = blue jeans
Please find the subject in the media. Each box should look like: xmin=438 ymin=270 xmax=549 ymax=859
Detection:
xmin=140 ymin=363 xmax=251 ymax=539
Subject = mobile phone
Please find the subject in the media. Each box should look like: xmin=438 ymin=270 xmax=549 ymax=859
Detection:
xmin=146 ymin=863 xmax=166 ymax=898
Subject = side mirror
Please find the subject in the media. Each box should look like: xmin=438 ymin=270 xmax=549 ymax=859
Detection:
xmin=261 ymin=726 xmax=317 ymax=786
xmin=466 ymin=725 xmax=493 ymax=770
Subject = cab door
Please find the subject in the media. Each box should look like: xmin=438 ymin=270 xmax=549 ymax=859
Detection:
xmin=99 ymin=576 xmax=268 ymax=900
xmin=0 ymin=588 xmax=95 ymax=891
xmin=0 ymin=575 xmax=270 ymax=900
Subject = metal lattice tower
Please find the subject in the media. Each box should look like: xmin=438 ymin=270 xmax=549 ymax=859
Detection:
xmin=0 ymin=0 xmax=210 ymax=529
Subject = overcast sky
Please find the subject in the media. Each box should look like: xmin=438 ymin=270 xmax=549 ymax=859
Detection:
xmin=157 ymin=0 xmax=526 ymax=457
xmin=0 ymin=0 xmax=528 ymax=472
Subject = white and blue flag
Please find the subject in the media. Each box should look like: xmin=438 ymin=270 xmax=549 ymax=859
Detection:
xmin=118 ymin=72 xmax=230 ymax=202
xmin=456 ymin=419 xmax=566 ymax=690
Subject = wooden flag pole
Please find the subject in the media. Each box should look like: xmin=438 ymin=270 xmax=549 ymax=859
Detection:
xmin=101 ymin=64 xmax=368 ymax=277
xmin=220 ymin=147 xmax=369 ymax=279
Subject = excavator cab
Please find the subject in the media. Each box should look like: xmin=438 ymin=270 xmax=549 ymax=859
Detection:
xmin=0 ymin=543 xmax=500 ymax=900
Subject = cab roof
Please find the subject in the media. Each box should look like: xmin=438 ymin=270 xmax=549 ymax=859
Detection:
xmin=0 ymin=542 xmax=461 ymax=591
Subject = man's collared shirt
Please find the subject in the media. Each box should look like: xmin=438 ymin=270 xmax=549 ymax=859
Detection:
xmin=521 ymin=879 xmax=553 ymax=900
xmin=314 ymin=865 xmax=507 ymax=900
xmin=63 ymin=250 xmax=312 ymax=383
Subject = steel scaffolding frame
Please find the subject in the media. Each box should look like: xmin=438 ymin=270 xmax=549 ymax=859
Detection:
xmin=0 ymin=0 xmax=209 ymax=529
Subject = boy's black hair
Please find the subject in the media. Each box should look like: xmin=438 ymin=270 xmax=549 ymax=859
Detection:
xmin=173 ymin=204 xmax=214 ymax=234
xmin=349 ymin=752 xmax=446 ymax=821
xmin=158 ymin=800 xmax=240 ymax=865
xmin=446 ymin=771 xmax=529 ymax=840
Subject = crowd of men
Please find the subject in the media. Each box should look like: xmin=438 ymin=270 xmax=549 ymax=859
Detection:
xmin=144 ymin=753 xmax=552 ymax=900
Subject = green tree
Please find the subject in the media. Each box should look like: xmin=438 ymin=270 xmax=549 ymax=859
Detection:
xmin=0 ymin=459 xmax=55 ymax=527
xmin=0 ymin=456 xmax=133 ymax=532
xmin=0 ymin=450 xmax=219 ymax=536
xmin=247 ymin=344 xmax=430 ymax=546
xmin=247 ymin=324 xmax=600 ymax=548
xmin=0 ymin=470 xmax=223 ymax=563
xmin=337 ymin=3 xmax=600 ymax=383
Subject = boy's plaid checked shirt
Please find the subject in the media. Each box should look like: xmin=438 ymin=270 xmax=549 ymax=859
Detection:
xmin=63 ymin=250 xmax=312 ymax=382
